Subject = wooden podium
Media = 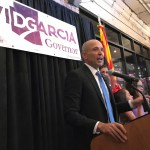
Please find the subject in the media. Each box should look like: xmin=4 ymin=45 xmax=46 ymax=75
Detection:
xmin=91 ymin=114 xmax=150 ymax=150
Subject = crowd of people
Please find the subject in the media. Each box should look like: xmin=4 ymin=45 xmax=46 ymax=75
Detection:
xmin=63 ymin=39 xmax=149 ymax=150
xmin=100 ymin=66 xmax=150 ymax=124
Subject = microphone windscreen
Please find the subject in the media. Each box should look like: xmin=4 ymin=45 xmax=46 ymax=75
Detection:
xmin=107 ymin=70 xmax=113 ymax=75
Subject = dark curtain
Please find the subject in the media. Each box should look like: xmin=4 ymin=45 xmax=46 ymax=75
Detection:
xmin=0 ymin=0 xmax=95 ymax=150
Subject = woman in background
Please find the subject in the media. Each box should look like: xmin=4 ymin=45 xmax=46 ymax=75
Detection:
xmin=126 ymin=80 xmax=150 ymax=117
xmin=113 ymin=85 xmax=136 ymax=124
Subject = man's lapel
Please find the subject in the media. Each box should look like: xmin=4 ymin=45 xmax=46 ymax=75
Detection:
xmin=82 ymin=65 xmax=105 ymax=105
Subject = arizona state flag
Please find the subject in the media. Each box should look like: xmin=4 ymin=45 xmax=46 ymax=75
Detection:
xmin=98 ymin=25 xmax=117 ymax=88
xmin=98 ymin=25 xmax=114 ymax=70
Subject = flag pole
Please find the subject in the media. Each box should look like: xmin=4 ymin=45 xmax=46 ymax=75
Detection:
xmin=98 ymin=16 xmax=101 ymax=26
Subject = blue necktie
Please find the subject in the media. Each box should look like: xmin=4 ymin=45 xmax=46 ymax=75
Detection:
xmin=96 ymin=71 xmax=115 ymax=123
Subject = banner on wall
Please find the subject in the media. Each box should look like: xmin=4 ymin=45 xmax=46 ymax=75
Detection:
xmin=0 ymin=0 xmax=81 ymax=60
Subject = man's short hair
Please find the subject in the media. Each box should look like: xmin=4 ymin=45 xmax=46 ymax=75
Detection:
xmin=99 ymin=64 xmax=108 ymax=70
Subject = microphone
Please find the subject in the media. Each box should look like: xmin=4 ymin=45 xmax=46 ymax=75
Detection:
xmin=108 ymin=70 xmax=139 ymax=82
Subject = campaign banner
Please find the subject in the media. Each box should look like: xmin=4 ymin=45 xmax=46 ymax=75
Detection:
xmin=0 ymin=0 xmax=81 ymax=60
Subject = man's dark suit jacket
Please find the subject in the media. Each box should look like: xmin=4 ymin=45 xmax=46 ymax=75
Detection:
xmin=64 ymin=65 xmax=131 ymax=150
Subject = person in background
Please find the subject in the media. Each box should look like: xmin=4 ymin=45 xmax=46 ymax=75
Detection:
xmin=99 ymin=64 xmax=111 ymax=87
xmin=99 ymin=64 xmax=119 ymax=89
xmin=136 ymin=80 xmax=150 ymax=102
xmin=113 ymin=84 xmax=137 ymax=124
xmin=126 ymin=80 xmax=150 ymax=117
xmin=136 ymin=80 xmax=150 ymax=107
xmin=99 ymin=64 xmax=109 ymax=77
xmin=63 ymin=39 xmax=144 ymax=150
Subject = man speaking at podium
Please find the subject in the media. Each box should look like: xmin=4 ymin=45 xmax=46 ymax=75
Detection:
xmin=63 ymin=39 xmax=143 ymax=150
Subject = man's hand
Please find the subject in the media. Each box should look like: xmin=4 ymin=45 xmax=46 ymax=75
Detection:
xmin=97 ymin=122 xmax=127 ymax=143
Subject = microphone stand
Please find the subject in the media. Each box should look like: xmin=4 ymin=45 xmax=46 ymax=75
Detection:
xmin=130 ymin=83 xmax=150 ymax=114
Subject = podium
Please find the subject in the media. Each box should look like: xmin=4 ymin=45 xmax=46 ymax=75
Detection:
xmin=91 ymin=114 xmax=150 ymax=150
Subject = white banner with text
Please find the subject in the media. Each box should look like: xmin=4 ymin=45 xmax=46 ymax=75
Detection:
xmin=0 ymin=0 xmax=81 ymax=60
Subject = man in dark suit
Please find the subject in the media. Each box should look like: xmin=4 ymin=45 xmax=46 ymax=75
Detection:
xmin=64 ymin=39 xmax=143 ymax=150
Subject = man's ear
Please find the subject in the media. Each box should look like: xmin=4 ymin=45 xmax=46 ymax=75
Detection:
xmin=82 ymin=52 xmax=87 ymax=60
